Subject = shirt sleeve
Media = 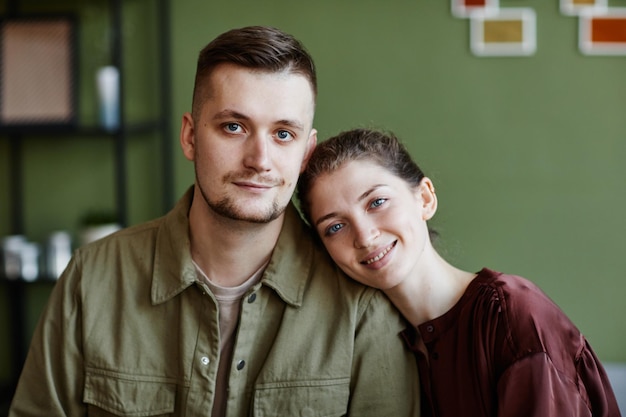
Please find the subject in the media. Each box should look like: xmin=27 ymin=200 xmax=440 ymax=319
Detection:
xmin=9 ymin=255 xmax=86 ymax=417
xmin=347 ymin=289 xmax=421 ymax=417
xmin=576 ymin=338 xmax=622 ymax=417
xmin=497 ymin=350 xmax=621 ymax=417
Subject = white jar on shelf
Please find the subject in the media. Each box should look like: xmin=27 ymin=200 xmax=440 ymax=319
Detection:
xmin=47 ymin=231 xmax=72 ymax=279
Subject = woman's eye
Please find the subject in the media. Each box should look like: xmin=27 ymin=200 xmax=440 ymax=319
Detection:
xmin=370 ymin=198 xmax=387 ymax=209
xmin=225 ymin=123 xmax=242 ymax=133
xmin=326 ymin=223 xmax=344 ymax=236
xmin=276 ymin=130 xmax=293 ymax=141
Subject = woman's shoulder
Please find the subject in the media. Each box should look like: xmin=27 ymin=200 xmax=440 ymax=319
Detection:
xmin=472 ymin=268 xmax=571 ymax=322
xmin=473 ymin=267 xmax=539 ymax=290
xmin=471 ymin=268 xmax=584 ymax=359
xmin=473 ymin=268 xmax=558 ymax=308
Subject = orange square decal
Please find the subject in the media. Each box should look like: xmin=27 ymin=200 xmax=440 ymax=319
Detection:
xmin=579 ymin=9 xmax=626 ymax=55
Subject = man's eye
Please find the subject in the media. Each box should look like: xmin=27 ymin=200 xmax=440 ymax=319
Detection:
xmin=276 ymin=130 xmax=293 ymax=141
xmin=225 ymin=123 xmax=242 ymax=133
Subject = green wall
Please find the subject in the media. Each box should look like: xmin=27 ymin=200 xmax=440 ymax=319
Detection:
xmin=1 ymin=0 xmax=625 ymax=391
xmin=168 ymin=0 xmax=626 ymax=361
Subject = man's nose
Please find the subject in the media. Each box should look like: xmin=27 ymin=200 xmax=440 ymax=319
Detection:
xmin=243 ymin=133 xmax=271 ymax=172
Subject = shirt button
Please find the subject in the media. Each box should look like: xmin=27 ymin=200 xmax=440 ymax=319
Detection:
xmin=247 ymin=293 xmax=256 ymax=303
xmin=236 ymin=360 xmax=246 ymax=370
xmin=201 ymin=356 xmax=210 ymax=365
xmin=426 ymin=325 xmax=434 ymax=333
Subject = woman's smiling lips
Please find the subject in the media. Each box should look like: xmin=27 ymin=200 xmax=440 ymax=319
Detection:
xmin=361 ymin=241 xmax=397 ymax=265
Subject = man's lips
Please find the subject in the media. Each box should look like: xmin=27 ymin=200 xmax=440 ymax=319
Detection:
xmin=231 ymin=175 xmax=284 ymax=191
xmin=227 ymin=172 xmax=284 ymax=189
xmin=361 ymin=241 xmax=397 ymax=265
xmin=234 ymin=181 xmax=273 ymax=189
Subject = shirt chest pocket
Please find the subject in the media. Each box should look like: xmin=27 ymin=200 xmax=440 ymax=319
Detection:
xmin=252 ymin=379 xmax=350 ymax=417
xmin=83 ymin=370 xmax=176 ymax=416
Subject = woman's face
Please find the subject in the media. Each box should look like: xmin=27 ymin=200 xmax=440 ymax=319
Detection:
xmin=308 ymin=159 xmax=437 ymax=291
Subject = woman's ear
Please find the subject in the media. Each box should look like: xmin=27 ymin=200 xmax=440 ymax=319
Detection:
xmin=418 ymin=177 xmax=438 ymax=221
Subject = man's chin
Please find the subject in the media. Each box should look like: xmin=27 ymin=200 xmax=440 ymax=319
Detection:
xmin=213 ymin=203 xmax=286 ymax=224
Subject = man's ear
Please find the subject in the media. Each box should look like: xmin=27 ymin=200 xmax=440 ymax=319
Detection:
xmin=300 ymin=128 xmax=318 ymax=173
xmin=180 ymin=112 xmax=196 ymax=162
xmin=418 ymin=177 xmax=438 ymax=221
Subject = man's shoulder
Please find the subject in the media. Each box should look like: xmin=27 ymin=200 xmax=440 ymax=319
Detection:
xmin=78 ymin=187 xmax=191 ymax=257
xmin=77 ymin=216 xmax=163 ymax=256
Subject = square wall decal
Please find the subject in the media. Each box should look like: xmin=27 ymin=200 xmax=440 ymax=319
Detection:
xmin=452 ymin=0 xmax=499 ymax=19
xmin=560 ymin=0 xmax=608 ymax=17
xmin=0 ymin=17 xmax=77 ymax=127
xmin=470 ymin=8 xmax=537 ymax=57
xmin=579 ymin=8 xmax=626 ymax=55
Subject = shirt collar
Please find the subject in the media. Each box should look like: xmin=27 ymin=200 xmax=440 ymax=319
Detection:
xmin=151 ymin=187 xmax=197 ymax=304
xmin=151 ymin=187 xmax=314 ymax=308
xmin=260 ymin=202 xmax=313 ymax=307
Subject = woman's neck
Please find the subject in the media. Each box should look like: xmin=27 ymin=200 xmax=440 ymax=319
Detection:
xmin=383 ymin=251 xmax=475 ymax=328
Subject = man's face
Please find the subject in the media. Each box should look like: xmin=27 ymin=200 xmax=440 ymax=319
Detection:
xmin=181 ymin=63 xmax=317 ymax=224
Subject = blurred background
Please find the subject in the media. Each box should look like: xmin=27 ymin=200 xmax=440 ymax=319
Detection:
xmin=1 ymin=0 xmax=625 ymax=413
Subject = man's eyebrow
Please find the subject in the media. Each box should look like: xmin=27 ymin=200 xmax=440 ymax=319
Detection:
xmin=212 ymin=110 xmax=305 ymax=131
xmin=212 ymin=109 xmax=250 ymax=121
xmin=276 ymin=119 xmax=305 ymax=131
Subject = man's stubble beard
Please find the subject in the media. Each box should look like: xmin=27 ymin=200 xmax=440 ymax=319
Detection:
xmin=196 ymin=176 xmax=287 ymax=224
xmin=208 ymin=195 xmax=285 ymax=224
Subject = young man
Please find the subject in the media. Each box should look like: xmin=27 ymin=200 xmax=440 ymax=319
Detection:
xmin=9 ymin=26 xmax=419 ymax=416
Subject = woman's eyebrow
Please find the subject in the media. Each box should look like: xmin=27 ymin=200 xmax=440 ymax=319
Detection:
xmin=358 ymin=184 xmax=386 ymax=202
xmin=314 ymin=184 xmax=387 ymax=227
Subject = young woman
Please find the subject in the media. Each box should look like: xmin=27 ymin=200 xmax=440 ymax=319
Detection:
xmin=297 ymin=128 xmax=620 ymax=417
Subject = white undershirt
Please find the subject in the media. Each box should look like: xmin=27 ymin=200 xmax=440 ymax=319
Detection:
xmin=192 ymin=260 xmax=266 ymax=417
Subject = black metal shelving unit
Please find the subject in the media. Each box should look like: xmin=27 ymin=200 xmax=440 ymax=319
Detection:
xmin=0 ymin=0 xmax=172 ymax=413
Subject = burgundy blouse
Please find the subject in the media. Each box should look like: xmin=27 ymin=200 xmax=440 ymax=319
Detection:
xmin=402 ymin=268 xmax=621 ymax=417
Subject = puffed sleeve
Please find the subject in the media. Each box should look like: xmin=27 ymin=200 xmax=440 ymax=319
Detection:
xmin=576 ymin=339 xmax=622 ymax=417
xmin=497 ymin=347 xmax=621 ymax=417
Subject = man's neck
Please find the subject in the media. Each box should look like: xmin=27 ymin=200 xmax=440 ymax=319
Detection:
xmin=188 ymin=198 xmax=285 ymax=288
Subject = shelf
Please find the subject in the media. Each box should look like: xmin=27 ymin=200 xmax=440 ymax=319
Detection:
xmin=1 ymin=274 xmax=62 ymax=284
xmin=0 ymin=0 xmax=173 ymax=410
xmin=0 ymin=120 xmax=164 ymax=137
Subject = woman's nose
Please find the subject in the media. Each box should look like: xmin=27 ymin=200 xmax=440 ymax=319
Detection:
xmin=353 ymin=221 xmax=379 ymax=249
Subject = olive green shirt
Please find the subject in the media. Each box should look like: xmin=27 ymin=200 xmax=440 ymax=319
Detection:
xmin=9 ymin=188 xmax=419 ymax=417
